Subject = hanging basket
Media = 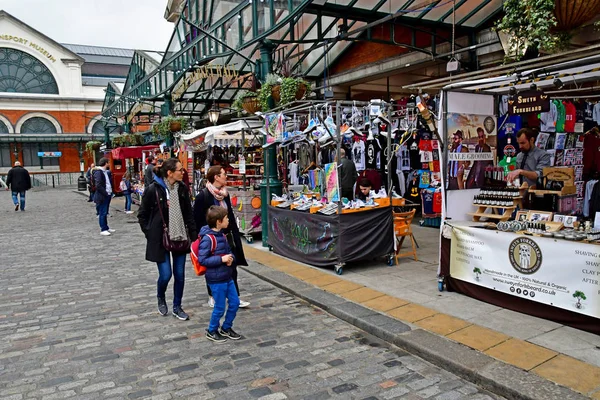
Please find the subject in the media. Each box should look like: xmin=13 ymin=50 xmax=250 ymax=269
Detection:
xmin=271 ymin=85 xmax=281 ymax=102
xmin=242 ymin=96 xmax=261 ymax=114
xmin=554 ymin=0 xmax=600 ymax=31
xmin=169 ymin=121 xmax=182 ymax=132
xmin=295 ymin=83 xmax=307 ymax=100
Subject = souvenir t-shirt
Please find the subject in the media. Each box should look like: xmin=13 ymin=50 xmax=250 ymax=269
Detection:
xmin=554 ymin=99 xmax=566 ymax=133
xmin=421 ymin=189 xmax=434 ymax=215
xmin=405 ymin=134 xmax=421 ymax=169
xmin=407 ymin=178 xmax=421 ymax=205
xmin=352 ymin=140 xmax=366 ymax=171
xmin=365 ymin=139 xmax=381 ymax=170
xmin=376 ymin=135 xmax=388 ymax=170
xmin=418 ymin=170 xmax=431 ymax=188
xmin=564 ymin=101 xmax=577 ymax=133
xmin=539 ymin=101 xmax=557 ymax=132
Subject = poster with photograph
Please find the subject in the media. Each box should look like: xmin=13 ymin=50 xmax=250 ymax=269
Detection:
xmin=446 ymin=113 xmax=497 ymax=190
xmin=535 ymin=132 xmax=550 ymax=150
xmin=554 ymin=133 xmax=566 ymax=150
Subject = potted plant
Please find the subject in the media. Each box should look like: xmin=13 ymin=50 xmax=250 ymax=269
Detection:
xmin=112 ymin=136 xmax=124 ymax=148
xmin=232 ymin=90 xmax=261 ymax=114
xmin=496 ymin=0 xmax=568 ymax=61
xmin=280 ymin=76 xmax=310 ymax=106
xmin=153 ymin=116 xmax=189 ymax=139
xmin=85 ymin=140 xmax=101 ymax=153
xmin=265 ymin=73 xmax=282 ymax=102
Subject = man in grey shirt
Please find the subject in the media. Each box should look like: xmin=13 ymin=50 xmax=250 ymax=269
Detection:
xmin=506 ymin=128 xmax=551 ymax=187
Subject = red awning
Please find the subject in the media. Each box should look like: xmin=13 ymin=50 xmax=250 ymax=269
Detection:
xmin=111 ymin=145 xmax=159 ymax=159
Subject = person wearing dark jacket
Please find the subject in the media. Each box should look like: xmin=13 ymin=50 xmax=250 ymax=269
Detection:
xmin=138 ymin=158 xmax=197 ymax=321
xmin=338 ymin=148 xmax=358 ymax=200
xmin=6 ymin=161 xmax=31 ymax=211
xmin=199 ymin=205 xmax=241 ymax=343
xmin=193 ymin=165 xmax=249 ymax=308
xmin=93 ymin=158 xmax=114 ymax=235
xmin=144 ymin=155 xmax=156 ymax=188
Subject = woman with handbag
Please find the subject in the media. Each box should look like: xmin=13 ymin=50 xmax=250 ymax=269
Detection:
xmin=193 ymin=165 xmax=250 ymax=308
xmin=120 ymin=172 xmax=134 ymax=214
xmin=138 ymin=158 xmax=197 ymax=320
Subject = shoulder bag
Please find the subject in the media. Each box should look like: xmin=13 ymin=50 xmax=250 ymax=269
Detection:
xmin=155 ymin=190 xmax=190 ymax=252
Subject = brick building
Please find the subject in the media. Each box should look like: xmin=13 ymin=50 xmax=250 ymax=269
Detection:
xmin=0 ymin=10 xmax=132 ymax=172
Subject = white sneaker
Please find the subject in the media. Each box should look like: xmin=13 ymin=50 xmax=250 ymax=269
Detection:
xmin=207 ymin=297 xmax=215 ymax=308
xmin=108 ymin=229 xmax=116 ymax=233
xmin=239 ymin=300 xmax=250 ymax=308
xmin=100 ymin=231 xmax=111 ymax=236
xmin=125 ymin=211 xmax=134 ymax=214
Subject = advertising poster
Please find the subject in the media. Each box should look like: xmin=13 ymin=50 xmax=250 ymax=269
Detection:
xmin=446 ymin=113 xmax=497 ymax=190
xmin=450 ymin=226 xmax=600 ymax=318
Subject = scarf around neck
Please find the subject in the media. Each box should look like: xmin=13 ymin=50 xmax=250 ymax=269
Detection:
xmin=207 ymin=182 xmax=228 ymax=208
xmin=166 ymin=181 xmax=187 ymax=241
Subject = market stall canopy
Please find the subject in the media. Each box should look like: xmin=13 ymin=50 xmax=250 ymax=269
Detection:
xmin=181 ymin=120 xmax=263 ymax=150
xmin=111 ymin=145 xmax=159 ymax=159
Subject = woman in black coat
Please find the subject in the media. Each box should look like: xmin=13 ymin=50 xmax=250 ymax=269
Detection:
xmin=193 ymin=165 xmax=249 ymax=308
xmin=138 ymin=158 xmax=197 ymax=321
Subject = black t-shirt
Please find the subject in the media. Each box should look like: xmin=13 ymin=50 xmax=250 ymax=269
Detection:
xmin=365 ymin=139 xmax=381 ymax=169
xmin=407 ymin=178 xmax=421 ymax=205
xmin=405 ymin=134 xmax=421 ymax=169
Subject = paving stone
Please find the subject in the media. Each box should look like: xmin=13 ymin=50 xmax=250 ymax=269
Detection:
xmin=0 ymin=190 xmax=505 ymax=400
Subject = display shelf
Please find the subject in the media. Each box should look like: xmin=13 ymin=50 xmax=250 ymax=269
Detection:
xmin=469 ymin=205 xmax=515 ymax=222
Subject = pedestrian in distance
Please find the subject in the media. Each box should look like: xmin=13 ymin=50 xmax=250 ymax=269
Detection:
xmin=5 ymin=161 xmax=31 ymax=211
xmin=137 ymin=158 xmax=197 ymax=321
xmin=93 ymin=158 xmax=114 ymax=236
xmin=120 ymin=171 xmax=134 ymax=214
xmin=85 ymin=163 xmax=95 ymax=202
xmin=200 ymin=205 xmax=241 ymax=343
xmin=193 ymin=165 xmax=250 ymax=309
xmin=144 ymin=155 xmax=156 ymax=188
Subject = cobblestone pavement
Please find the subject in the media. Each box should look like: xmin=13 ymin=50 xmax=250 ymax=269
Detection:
xmin=0 ymin=190 xmax=504 ymax=400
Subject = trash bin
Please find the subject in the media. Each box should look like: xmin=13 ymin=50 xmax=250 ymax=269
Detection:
xmin=77 ymin=175 xmax=88 ymax=191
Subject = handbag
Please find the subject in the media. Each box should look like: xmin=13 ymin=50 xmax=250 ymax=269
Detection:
xmin=155 ymin=190 xmax=190 ymax=252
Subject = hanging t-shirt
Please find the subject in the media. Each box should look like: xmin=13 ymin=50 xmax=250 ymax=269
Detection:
xmin=376 ymin=135 xmax=388 ymax=170
xmin=406 ymin=177 xmax=421 ymax=205
xmin=405 ymin=134 xmax=421 ymax=169
xmin=539 ymin=101 xmax=557 ymax=132
xmin=352 ymin=140 xmax=366 ymax=171
xmin=418 ymin=170 xmax=431 ymax=188
xmin=289 ymin=162 xmax=299 ymax=185
xmin=554 ymin=100 xmax=566 ymax=133
xmin=365 ymin=139 xmax=381 ymax=170
xmin=422 ymin=189 xmax=434 ymax=215
xmin=396 ymin=145 xmax=411 ymax=172
xmin=564 ymin=101 xmax=577 ymax=133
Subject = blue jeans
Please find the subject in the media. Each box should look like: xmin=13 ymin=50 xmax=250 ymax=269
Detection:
xmin=12 ymin=191 xmax=25 ymax=211
xmin=98 ymin=197 xmax=111 ymax=231
xmin=207 ymin=279 xmax=240 ymax=333
xmin=124 ymin=193 xmax=132 ymax=211
xmin=157 ymin=252 xmax=186 ymax=308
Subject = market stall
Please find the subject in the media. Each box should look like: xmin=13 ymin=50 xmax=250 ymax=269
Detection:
xmin=181 ymin=120 xmax=265 ymax=242
xmin=259 ymin=100 xmax=433 ymax=273
xmin=107 ymin=144 xmax=159 ymax=200
xmin=436 ymin=62 xmax=600 ymax=334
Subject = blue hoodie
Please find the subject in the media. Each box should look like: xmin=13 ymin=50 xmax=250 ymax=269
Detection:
xmin=198 ymin=225 xmax=236 ymax=284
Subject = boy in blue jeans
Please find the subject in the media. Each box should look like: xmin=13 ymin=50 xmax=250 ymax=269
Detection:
xmin=199 ymin=206 xmax=241 ymax=343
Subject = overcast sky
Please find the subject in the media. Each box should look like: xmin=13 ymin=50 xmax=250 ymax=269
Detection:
xmin=2 ymin=0 xmax=175 ymax=51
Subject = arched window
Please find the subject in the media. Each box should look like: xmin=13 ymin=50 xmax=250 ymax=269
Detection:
xmin=0 ymin=48 xmax=59 ymax=94
xmin=92 ymin=120 xmax=121 ymax=134
xmin=21 ymin=117 xmax=57 ymax=134
xmin=0 ymin=120 xmax=8 ymax=134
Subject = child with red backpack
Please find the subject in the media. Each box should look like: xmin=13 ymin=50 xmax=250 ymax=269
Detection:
xmin=198 ymin=205 xmax=241 ymax=343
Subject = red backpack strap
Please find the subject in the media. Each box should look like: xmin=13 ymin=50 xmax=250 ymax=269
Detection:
xmin=208 ymin=234 xmax=217 ymax=254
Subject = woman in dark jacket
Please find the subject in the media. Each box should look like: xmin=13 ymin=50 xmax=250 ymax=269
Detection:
xmin=138 ymin=158 xmax=197 ymax=321
xmin=193 ymin=165 xmax=249 ymax=308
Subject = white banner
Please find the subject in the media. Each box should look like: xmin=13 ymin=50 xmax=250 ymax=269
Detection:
xmin=447 ymin=152 xmax=494 ymax=161
xmin=450 ymin=226 xmax=600 ymax=318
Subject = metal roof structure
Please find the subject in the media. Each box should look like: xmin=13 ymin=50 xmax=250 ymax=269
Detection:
xmin=61 ymin=44 xmax=135 ymax=58
xmin=101 ymin=0 xmax=505 ymax=124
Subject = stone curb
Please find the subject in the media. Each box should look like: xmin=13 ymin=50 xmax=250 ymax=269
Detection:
xmin=241 ymin=261 xmax=587 ymax=400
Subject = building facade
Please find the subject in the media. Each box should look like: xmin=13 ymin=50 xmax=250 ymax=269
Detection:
xmin=0 ymin=10 xmax=132 ymax=172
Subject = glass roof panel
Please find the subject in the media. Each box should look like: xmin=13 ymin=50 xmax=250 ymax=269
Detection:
xmin=400 ymin=0 xmax=447 ymax=19
xmin=421 ymin=0 xmax=454 ymax=21
xmin=325 ymin=0 xmax=355 ymax=6
xmin=351 ymin=0 xmax=381 ymax=10
xmin=440 ymin=0 xmax=495 ymax=26
xmin=458 ymin=0 xmax=501 ymax=27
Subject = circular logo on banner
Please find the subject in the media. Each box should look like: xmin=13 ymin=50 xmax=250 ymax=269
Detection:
xmin=484 ymin=116 xmax=495 ymax=134
xmin=508 ymin=237 xmax=542 ymax=274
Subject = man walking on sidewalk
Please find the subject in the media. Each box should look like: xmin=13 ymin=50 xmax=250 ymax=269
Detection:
xmin=5 ymin=161 xmax=31 ymax=211
xmin=93 ymin=158 xmax=115 ymax=236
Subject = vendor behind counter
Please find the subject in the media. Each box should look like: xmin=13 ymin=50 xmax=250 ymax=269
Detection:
xmin=506 ymin=128 xmax=551 ymax=187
